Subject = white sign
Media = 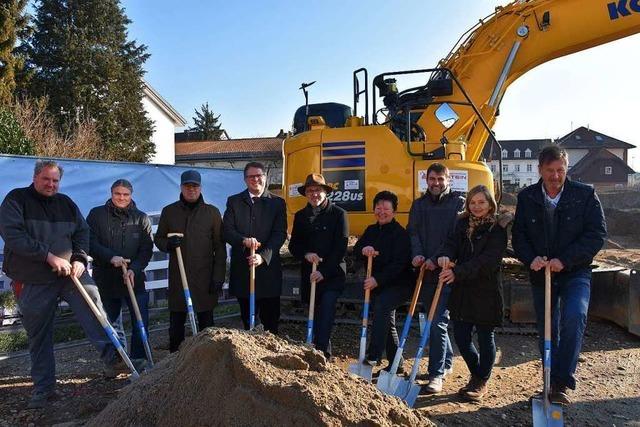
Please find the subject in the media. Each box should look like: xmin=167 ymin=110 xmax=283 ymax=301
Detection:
xmin=289 ymin=183 xmax=303 ymax=197
xmin=344 ymin=179 xmax=359 ymax=190
xmin=417 ymin=169 xmax=469 ymax=193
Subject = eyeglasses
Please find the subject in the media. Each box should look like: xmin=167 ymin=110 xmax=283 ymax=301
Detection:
xmin=245 ymin=174 xmax=265 ymax=180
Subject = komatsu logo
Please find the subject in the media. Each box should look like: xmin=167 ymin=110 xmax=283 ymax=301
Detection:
xmin=608 ymin=0 xmax=640 ymax=19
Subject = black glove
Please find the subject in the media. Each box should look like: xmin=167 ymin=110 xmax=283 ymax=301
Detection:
xmin=167 ymin=235 xmax=182 ymax=250
xmin=209 ymin=281 xmax=224 ymax=295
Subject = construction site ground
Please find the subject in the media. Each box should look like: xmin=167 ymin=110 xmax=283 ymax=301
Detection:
xmin=0 ymin=315 xmax=638 ymax=426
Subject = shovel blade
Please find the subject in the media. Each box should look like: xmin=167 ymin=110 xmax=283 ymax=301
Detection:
xmin=532 ymin=398 xmax=564 ymax=427
xmin=393 ymin=378 xmax=421 ymax=407
xmin=376 ymin=370 xmax=402 ymax=395
xmin=348 ymin=362 xmax=373 ymax=382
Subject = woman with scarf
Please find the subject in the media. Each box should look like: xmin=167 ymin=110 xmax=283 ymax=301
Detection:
xmin=437 ymin=185 xmax=510 ymax=402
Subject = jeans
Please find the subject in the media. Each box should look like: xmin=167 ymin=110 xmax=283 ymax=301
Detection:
xmin=169 ymin=310 xmax=214 ymax=352
xmin=421 ymin=281 xmax=453 ymax=379
xmin=453 ymin=321 xmax=496 ymax=381
xmin=367 ymin=285 xmax=413 ymax=362
xmin=18 ymin=275 xmax=116 ymax=394
xmin=238 ymin=296 xmax=280 ymax=334
xmin=102 ymin=293 xmax=150 ymax=360
xmin=531 ymin=269 xmax=591 ymax=390
xmin=310 ymin=288 xmax=341 ymax=356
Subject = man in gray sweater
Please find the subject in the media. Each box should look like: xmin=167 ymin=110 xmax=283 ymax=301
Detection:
xmin=0 ymin=160 xmax=118 ymax=409
xmin=407 ymin=163 xmax=465 ymax=393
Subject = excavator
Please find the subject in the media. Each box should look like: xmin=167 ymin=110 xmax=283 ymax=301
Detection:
xmin=283 ymin=0 xmax=640 ymax=235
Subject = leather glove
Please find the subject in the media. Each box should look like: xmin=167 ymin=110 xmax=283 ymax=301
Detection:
xmin=167 ymin=235 xmax=182 ymax=250
xmin=209 ymin=281 xmax=224 ymax=295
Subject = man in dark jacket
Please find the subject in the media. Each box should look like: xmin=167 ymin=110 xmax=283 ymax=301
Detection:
xmin=154 ymin=170 xmax=227 ymax=352
xmin=87 ymin=179 xmax=154 ymax=369
xmin=223 ymin=161 xmax=287 ymax=334
xmin=512 ymin=145 xmax=606 ymax=405
xmin=406 ymin=163 xmax=465 ymax=393
xmin=0 ymin=160 xmax=118 ymax=409
xmin=289 ymin=173 xmax=348 ymax=356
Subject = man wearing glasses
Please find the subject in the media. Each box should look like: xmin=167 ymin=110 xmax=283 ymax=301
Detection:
xmin=223 ymin=162 xmax=287 ymax=333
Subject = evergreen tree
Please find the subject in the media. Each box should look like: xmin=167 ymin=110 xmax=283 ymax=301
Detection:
xmin=191 ymin=102 xmax=223 ymax=140
xmin=24 ymin=0 xmax=154 ymax=162
xmin=0 ymin=0 xmax=29 ymax=106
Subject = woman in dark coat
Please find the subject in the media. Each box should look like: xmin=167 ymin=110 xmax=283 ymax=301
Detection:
xmin=353 ymin=191 xmax=413 ymax=369
xmin=438 ymin=185 xmax=510 ymax=402
xmin=288 ymin=174 xmax=348 ymax=357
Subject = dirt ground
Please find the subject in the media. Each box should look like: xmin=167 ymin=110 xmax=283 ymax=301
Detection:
xmin=1 ymin=315 xmax=639 ymax=426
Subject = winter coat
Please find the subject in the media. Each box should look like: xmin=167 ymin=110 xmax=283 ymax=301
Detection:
xmin=0 ymin=185 xmax=89 ymax=284
xmin=512 ymin=178 xmax=607 ymax=287
xmin=86 ymin=200 xmax=154 ymax=299
xmin=154 ymin=195 xmax=226 ymax=312
xmin=223 ymin=190 xmax=287 ymax=299
xmin=288 ymin=201 xmax=348 ymax=303
xmin=407 ymin=188 xmax=465 ymax=283
xmin=439 ymin=215 xmax=508 ymax=326
xmin=353 ymin=219 xmax=413 ymax=292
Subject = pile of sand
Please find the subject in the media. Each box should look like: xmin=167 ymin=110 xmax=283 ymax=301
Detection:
xmin=89 ymin=328 xmax=433 ymax=427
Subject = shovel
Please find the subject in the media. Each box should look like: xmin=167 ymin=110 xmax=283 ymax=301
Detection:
xmin=249 ymin=246 xmax=256 ymax=330
xmin=377 ymin=263 xmax=426 ymax=394
xmin=532 ymin=264 xmax=564 ymax=426
xmin=395 ymin=275 xmax=446 ymax=407
xmin=69 ymin=274 xmax=139 ymax=379
xmin=306 ymin=260 xmax=319 ymax=345
xmin=121 ymin=263 xmax=154 ymax=368
xmin=348 ymin=254 xmax=375 ymax=381
xmin=167 ymin=233 xmax=198 ymax=335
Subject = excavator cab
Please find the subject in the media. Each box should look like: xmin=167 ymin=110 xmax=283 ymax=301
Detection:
xmin=292 ymin=102 xmax=352 ymax=135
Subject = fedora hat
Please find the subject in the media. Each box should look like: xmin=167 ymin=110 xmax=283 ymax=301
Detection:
xmin=298 ymin=173 xmax=333 ymax=196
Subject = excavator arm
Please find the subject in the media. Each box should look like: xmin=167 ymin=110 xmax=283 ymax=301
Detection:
xmin=416 ymin=0 xmax=640 ymax=162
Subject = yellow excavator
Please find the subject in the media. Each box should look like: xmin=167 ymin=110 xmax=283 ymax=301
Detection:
xmin=283 ymin=0 xmax=640 ymax=235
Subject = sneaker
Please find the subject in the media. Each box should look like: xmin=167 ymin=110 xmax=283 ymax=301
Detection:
xmin=27 ymin=389 xmax=57 ymax=409
xmin=423 ymin=377 xmax=443 ymax=394
xmin=382 ymin=361 xmax=405 ymax=375
xmin=463 ymin=378 xmax=488 ymax=402
xmin=550 ymin=385 xmax=571 ymax=406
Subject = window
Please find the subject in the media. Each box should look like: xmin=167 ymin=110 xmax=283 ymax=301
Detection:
xmin=605 ymin=166 xmax=613 ymax=175
xmin=490 ymin=164 xmax=496 ymax=172
xmin=514 ymin=178 xmax=520 ymax=186
xmin=503 ymin=164 xmax=509 ymax=172
xmin=525 ymin=149 xmax=532 ymax=158
xmin=595 ymin=135 xmax=603 ymax=141
xmin=515 ymin=164 xmax=520 ymax=172
xmin=527 ymin=178 xmax=533 ymax=185
xmin=575 ymin=135 xmax=581 ymax=140
xmin=514 ymin=149 xmax=521 ymax=158
xmin=526 ymin=164 xmax=532 ymax=172
xmin=501 ymin=149 xmax=508 ymax=159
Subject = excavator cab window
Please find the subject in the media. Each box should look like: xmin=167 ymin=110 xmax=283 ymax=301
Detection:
xmin=435 ymin=103 xmax=459 ymax=128
xmin=292 ymin=102 xmax=352 ymax=135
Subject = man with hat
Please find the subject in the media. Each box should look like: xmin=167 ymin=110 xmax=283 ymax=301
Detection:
xmin=154 ymin=170 xmax=226 ymax=352
xmin=87 ymin=179 xmax=154 ymax=372
xmin=223 ymin=161 xmax=287 ymax=334
xmin=289 ymin=173 xmax=348 ymax=357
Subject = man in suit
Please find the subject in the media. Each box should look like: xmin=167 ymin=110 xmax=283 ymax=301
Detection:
xmin=223 ymin=161 xmax=287 ymax=334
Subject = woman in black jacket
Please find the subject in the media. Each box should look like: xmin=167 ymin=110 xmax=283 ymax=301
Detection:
xmin=438 ymin=185 xmax=509 ymax=402
xmin=353 ymin=191 xmax=413 ymax=369
xmin=289 ymin=174 xmax=348 ymax=357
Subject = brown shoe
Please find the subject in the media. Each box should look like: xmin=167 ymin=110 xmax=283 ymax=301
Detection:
xmin=549 ymin=385 xmax=571 ymax=406
xmin=463 ymin=378 xmax=488 ymax=402
xmin=458 ymin=375 xmax=480 ymax=395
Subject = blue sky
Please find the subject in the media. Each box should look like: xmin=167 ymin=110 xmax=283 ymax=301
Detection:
xmin=122 ymin=0 xmax=640 ymax=169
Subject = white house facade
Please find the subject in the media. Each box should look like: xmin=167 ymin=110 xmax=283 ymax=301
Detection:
xmin=486 ymin=139 xmax=551 ymax=188
xmin=142 ymin=81 xmax=186 ymax=165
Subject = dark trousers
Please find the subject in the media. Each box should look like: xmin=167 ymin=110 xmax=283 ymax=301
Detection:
xmin=238 ymin=296 xmax=280 ymax=334
xmin=367 ymin=285 xmax=413 ymax=362
xmin=169 ymin=310 xmax=214 ymax=352
xmin=102 ymin=293 xmax=150 ymax=360
xmin=453 ymin=321 xmax=496 ymax=381
xmin=531 ymin=269 xmax=591 ymax=389
xmin=310 ymin=288 xmax=341 ymax=356
xmin=18 ymin=276 xmax=116 ymax=394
